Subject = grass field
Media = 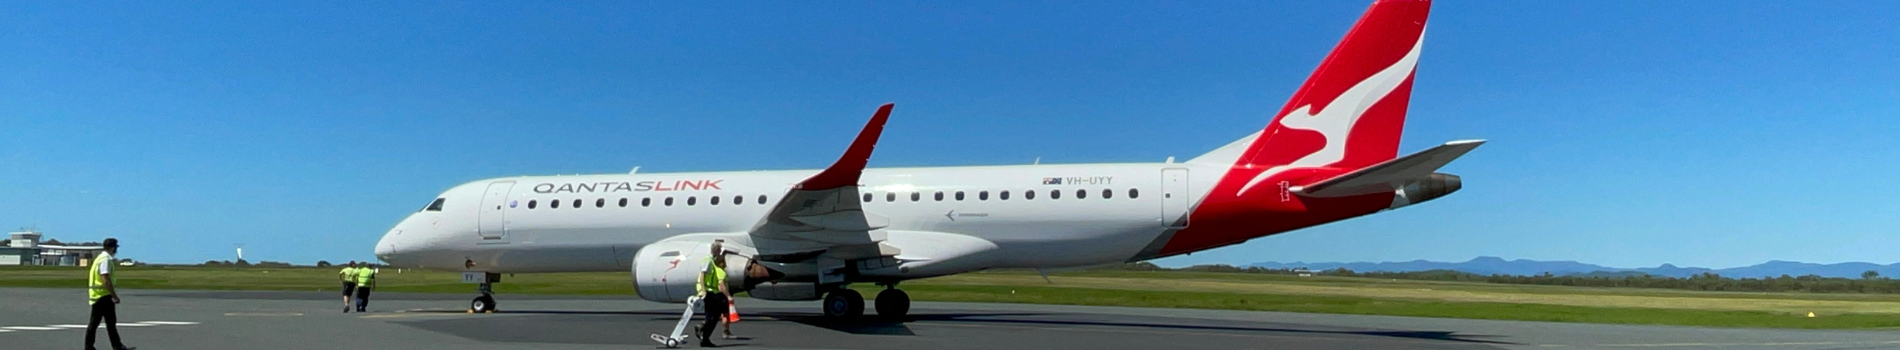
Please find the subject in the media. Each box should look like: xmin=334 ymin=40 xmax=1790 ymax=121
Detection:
xmin=7 ymin=265 xmax=1900 ymax=329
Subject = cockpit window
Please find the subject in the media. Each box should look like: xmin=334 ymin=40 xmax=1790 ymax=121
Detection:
xmin=422 ymin=198 xmax=446 ymax=212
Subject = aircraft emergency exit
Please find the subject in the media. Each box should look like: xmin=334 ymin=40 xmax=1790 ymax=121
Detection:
xmin=374 ymin=0 xmax=1478 ymax=318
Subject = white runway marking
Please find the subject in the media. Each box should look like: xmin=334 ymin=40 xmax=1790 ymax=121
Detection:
xmin=0 ymin=321 xmax=198 ymax=334
xmin=2 ymin=326 xmax=63 ymax=331
xmin=136 ymin=321 xmax=200 ymax=325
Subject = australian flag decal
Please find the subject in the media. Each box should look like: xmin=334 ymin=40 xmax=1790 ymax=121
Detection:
xmin=1042 ymin=177 xmax=1063 ymax=185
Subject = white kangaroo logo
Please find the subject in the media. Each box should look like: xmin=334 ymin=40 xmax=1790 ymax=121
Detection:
xmin=1236 ymin=33 xmax=1424 ymax=197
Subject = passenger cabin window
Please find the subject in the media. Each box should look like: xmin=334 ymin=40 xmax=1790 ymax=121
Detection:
xmin=552 ymin=199 xmax=562 ymax=208
xmin=733 ymin=195 xmax=743 ymax=205
xmin=665 ymin=197 xmax=674 ymax=206
xmin=863 ymin=193 xmax=873 ymax=202
xmin=1050 ymin=190 xmax=1061 ymax=200
xmin=1000 ymin=191 xmax=1010 ymax=200
xmin=934 ymin=191 xmax=944 ymax=201
xmin=619 ymin=198 xmax=628 ymax=207
xmin=528 ymin=200 xmax=538 ymax=209
xmin=711 ymin=196 xmax=721 ymax=205
xmin=955 ymin=191 xmax=965 ymax=201
xmin=595 ymin=198 xmax=606 ymax=208
xmin=887 ymin=192 xmax=897 ymax=202
xmin=1025 ymin=190 xmax=1036 ymax=200
xmin=757 ymin=195 xmax=767 ymax=205
xmin=572 ymin=199 xmax=582 ymax=208
xmin=642 ymin=198 xmax=652 ymax=207
xmin=911 ymin=192 xmax=921 ymax=202
xmin=978 ymin=191 xmax=989 ymax=201
xmin=423 ymin=198 xmax=446 ymax=212
xmin=1129 ymin=188 xmax=1139 ymax=199
xmin=1103 ymin=189 xmax=1113 ymax=199
xmin=1076 ymin=189 xmax=1087 ymax=199
xmin=687 ymin=197 xmax=697 ymax=206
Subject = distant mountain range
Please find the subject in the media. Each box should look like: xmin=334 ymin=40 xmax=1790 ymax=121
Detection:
xmin=1249 ymin=256 xmax=1900 ymax=279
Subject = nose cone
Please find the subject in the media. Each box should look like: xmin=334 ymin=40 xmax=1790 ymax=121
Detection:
xmin=375 ymin=228 xmax=403 ymax=265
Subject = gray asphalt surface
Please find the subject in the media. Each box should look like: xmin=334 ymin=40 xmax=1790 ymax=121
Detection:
xmin=6 ymin=287 xmax=1900 ymax=350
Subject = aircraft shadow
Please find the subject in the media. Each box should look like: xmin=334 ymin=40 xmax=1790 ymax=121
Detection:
xmin=762 ymin=311 xmax=1514 ymax=345
xmin=409 ymin=308 xmax=1510 ymax=345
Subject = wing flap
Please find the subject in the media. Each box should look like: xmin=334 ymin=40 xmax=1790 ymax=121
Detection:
xmin=790 ymin=210 xmax=890 ymax=232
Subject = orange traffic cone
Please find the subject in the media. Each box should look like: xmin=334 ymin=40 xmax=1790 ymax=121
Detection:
xmin=726 ymin=299 xmax=740 ymax=323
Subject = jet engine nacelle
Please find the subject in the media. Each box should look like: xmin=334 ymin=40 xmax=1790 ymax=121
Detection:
xmin=631 ymin=238 xmax=778 ymax=303
xmin=1389 ymin=173 xmax=1462 ymax=209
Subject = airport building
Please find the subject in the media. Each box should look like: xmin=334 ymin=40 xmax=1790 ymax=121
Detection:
xmin=0 ymin=229 xmax=107 ymax=266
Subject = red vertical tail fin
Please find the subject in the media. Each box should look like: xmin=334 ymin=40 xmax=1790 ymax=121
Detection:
xmin=1156 ymin=0 xmax=1432 ymax=257
xmin=1195 ymin=0 xmax=1430 ymax=198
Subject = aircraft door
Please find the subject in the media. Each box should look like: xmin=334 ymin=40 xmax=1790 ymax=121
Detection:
xmin=478 ymin=181 xmax=515 ymax=241
xmin=1161 ymin=168 xmax=1189 ymax=228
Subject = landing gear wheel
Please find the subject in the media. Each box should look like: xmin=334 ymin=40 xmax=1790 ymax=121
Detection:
xmin=470 ymin=295 xmax=497 ymax=313
xmin=875 ymin=288 xmax=910 ymax=319
xmin=823 ymin=289 xmax=864 ymax=318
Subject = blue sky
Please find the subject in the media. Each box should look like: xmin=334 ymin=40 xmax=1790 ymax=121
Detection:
xmin=4 ymin=1 xmax=1898 ymax=269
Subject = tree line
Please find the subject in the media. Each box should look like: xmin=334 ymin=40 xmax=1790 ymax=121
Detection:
xmin=1119 ymin=262 xmax=1900 ymax=294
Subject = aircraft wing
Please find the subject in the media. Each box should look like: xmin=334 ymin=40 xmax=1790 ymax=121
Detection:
xmin=1296 ymin=139 xmax=1485 ymax=198
xmin=747 ymin=103 xmax=902 ymax=264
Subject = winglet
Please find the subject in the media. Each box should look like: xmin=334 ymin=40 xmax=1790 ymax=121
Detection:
xmin=798 ymin=103 xmax=894 ymax=190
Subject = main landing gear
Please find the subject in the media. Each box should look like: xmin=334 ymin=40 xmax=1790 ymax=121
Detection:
xmin=470 ymin=282 xmax=498 ymax=313
xmin=875 ymin=286 xmax=910 ymax=319
xmin=823 ymin=289 xmax=863 ymax=318
xmin=821 ymin=284 xmax=910 ymax=319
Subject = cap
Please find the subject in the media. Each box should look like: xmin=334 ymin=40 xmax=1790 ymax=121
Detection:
xmin=102 ymin=238 xmax=119 ymax=249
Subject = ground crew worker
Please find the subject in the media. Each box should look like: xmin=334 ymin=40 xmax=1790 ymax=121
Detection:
xmin=694 ymin=240 xmax=729 ymax=347
xmin=340 ymin=261 xmax=359 ymax=313
xmin=85 ymin=238 xmax=134 ymax=350
xmin=354 ymin=263 xmax=376 ymax=312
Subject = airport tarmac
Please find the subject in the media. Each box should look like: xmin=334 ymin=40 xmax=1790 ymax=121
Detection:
xmin=6 ymin=287 xmax=1900 ymax=350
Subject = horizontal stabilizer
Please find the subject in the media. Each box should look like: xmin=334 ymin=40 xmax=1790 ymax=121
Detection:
xmin=1296 ymin=139 xmax=1484 ymax=198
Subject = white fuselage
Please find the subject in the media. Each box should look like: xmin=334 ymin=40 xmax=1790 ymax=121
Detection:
xmin=372 ymin=0 xmax=1457 ymax=286
xmin=375 ymin=161 xmax=1227 ymax=277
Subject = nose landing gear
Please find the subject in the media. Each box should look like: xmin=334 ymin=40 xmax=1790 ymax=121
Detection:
xmin=468 ymin=274 xmax=500 ymax=313
xmin=470 ymin=291 xmax=497 ymax=313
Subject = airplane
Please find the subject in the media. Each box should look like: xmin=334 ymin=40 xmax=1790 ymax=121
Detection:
xmin=373 ymin=0 xmax=1477 ymax=319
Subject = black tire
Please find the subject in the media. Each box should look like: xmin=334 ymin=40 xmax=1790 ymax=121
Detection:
xmin=823 ymin=289 xmax=864 ymax=318
xmin=875 ymin=288 xmax=910 ymax=319
xmin=471 ymin=295 xmax=497 ymax=312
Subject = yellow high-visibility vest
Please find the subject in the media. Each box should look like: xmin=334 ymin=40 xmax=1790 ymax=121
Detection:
xmin=698 ymin=257 xmax=726 ymax=294
xmin=88 ymin=253 xmax=114 ymax=304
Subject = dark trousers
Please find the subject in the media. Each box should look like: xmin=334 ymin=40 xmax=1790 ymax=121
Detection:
xmin=342 ymin=282 xmax=357 ymax=297
xmin=699 ymin=293 xmax=728 ymax=342
xmin=354 ymin=287 xmax=372 ymax=311
xmin=85 ymin=298 xmax=124 ymax=350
